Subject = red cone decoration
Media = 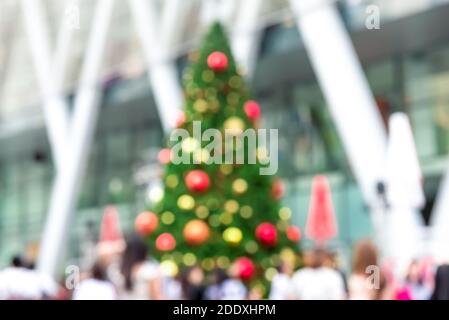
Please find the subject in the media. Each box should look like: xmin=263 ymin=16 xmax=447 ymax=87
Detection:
xmin=135 ymin=211 xmax=158 ymax=236
xmin=156 ymin=233 xmax=176 ymax=251
xmin=184 ymin=220 xmax=210 ymax=245
xmin=286 ymin=225 xmax=301 ymax=242
xmin=158 ymin=148 xmax=172 ymax=165
xmin=305 ymin=175 xmax=338 ymax=243
xmin=255 ymin=222 xmax=278 ymax=247
xmin=235 ymin=257 xmax=255 ymax=281
xmin=244 ymin=100 xmax=261 ymax=121
xmin=207 ymin=51 xmax=228 ymax=72
xmin=98 ymin=206 xmax=125 ymax=254
xmin=271 ymin=178 xmax=284 ymax=200
xmin=185 ymin=170 xmax=210 ymax=193
xmin=99 ymin=206 xmax=123 ymax=243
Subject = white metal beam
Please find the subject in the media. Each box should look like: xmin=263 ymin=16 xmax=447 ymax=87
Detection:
xmin=37 ymin=0 xmax=115 ymax=278
xmin=200 ymin=0 xmax=219 ymax=26
xmin=0 ymin=4 xmax=19 ymax=101
xmin=22 ymin=0 xmax=71 ymax=170
xmin=129 ymin=0 xmax=183 ymax=133
xmin=430 ymin=164 xmax=449 ymax=262
xmin=289 ymin=0 xmax=388 ymax=204
xmin=159 ymin=0 xmax=191 ymax=55
xmin=384 ymin=113 xmax=425 ymax=273
xmin=52 ymin=2 xmax=76 ymax=89
xmin=232 ymin=0 xmax=264 ymax=77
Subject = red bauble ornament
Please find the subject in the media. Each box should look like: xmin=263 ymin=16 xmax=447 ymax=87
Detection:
xmin=158 ymin=148 xmax=172 ymax=165
xmin=175 ymin=111 xmax=186 ymax=128
xmin=183 ymin=220 xmax=210 ymax=245
xmin=235 ymin=257 xmax=255 ymax=281
xmin=156 ymin=233 xmax=176 ymax=251
xmin=244 ymin=100 xmax=261 ymax=121
xmin=185 ymin=170 xmax=210 ymax=193
xmin=271 ymin=178 xmax=284 ymax=200
xmin=286 ymin=225 xmax=301 ymax=242
xmin=135 ymin=211 xmax=158 ymax=236
xmin=255 ymin=222 xmax=278 ymax=247
xmin=207 ymin=51 xmax=228 ymax=72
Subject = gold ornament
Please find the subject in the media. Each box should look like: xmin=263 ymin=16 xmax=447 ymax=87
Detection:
xmin=202 ymin=70 xmax=215 ymax=83
xmin=219 ymin=164 xmax=233 ymax=175
xmin=195 ymin=88 xmax=204 ymax=99
xmin=178 ymin=195 xmax=195 ymax=211
xmin=162 ymin=253 xmax=172 ymax=262
xmin=224 ymin=117 xmax=245 ymax=135
xmin=172 ymin=252 xmax=183 ymax=264
xmin=245 ymin=241 xmax=258 ymax=254
xmin=218 ymin=82 xmax=226 ymax=91
xmin=181 ymin=137 xmax=200 ymax=153
xmin=165 ymin=174 xmax=179 ymax=188
xmin=219 ymin=212 xmax=233 ymax=225
xmin=279 ymin=207 xmax=292 ymax=221
xmin=183 ymin=253 xmax=197 ymax=266
xmin=216 ymin=256 xmax=230 ymax=269
xmin=223 ymin=227 xmax=243 ymax=245
xmin=265 ymin=267 xmax=278 ymax=282
xmin=224 ymin=200 xmax=239 ymax=214
xmin=238 ymin=66 xmax=247 ymax=77
xmin=261 ymin=257 xmax=271 ymax=268
xmin=193 ymin=99 xmax=208 ymax=113
xmin=229 ymin=76 xmax=241 ymax=89
xmin=188 ymin=51 xmax=199 ymax=62
xmin=227 ymin=92 xmax=240 ymax=105
xmin=195 ymin=205 xmax=210 ymax=219
xmin=161 ymin=211 xmax=175 ymax=225
xmin=193 ymin=149 xmax=210 ymax=163
xmin=208 ymin=214 xmax=220 ymax=227
xmin=161 ymin=254 xmax=172 ymax=261
xmin=206 ymin=198 xmax=220 ymax=210
xmin=160 ymin=260 xmax=179 ymax=277
xmin=277 ymin=221 xmax=288 ymax=231
xmin=251 ymin=283 xmax=267 ymax=298
xmin=201 ymin=258 xmax=215 ymax=271
xmin=185 ymin=83 xmax=195 ymax=93
xmin=280 ymin=248 xmax=296 ymax=265
xmin=183 ymin=71 xmax=192 ymax=82
xmin=270 ymin=254 xmax=280 ymax=265
xmin=208 ymin=100 xmax=220 ymax=113
xmin=232 ymin=178 xmax=248 ymax=194
xmin=240 ymin=205 xmax=253 ymax=219
xmin=205 ymin=88 xmax=217 ymax=98
xmin=257 ymin=147 xmax=268 ymax=161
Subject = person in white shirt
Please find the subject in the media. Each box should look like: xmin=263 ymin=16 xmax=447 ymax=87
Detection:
xmin=0 ymin=256 xmax=58 ymax=300
xmin=269 ymin=261 xmax=295 ymax=300
xmin=162 ymin=275 xmax=183 ymax=300
xmin=291 ymin=249 xmax=345 ymax=300
xmin=221 ymin=262 xmax=247 ymax=300
xmin=73 ymin=262 xmax=117 ymax=300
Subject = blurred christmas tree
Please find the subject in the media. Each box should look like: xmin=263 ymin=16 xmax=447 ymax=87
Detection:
xmin=135 ymin=23 xmax=300 ymax=291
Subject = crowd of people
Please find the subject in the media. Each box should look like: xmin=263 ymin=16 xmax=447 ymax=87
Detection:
xmin=1 ymin=235 xmax=449 ymax=300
